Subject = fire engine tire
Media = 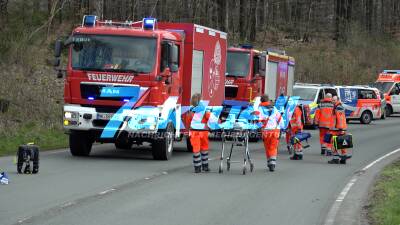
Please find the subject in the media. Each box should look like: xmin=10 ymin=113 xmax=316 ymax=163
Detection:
xmin=360 ymin=111 xmax=373 ymax=124
xmin=69 ymin=131 xmax=93 ymax=156
xmin=385 ymin=105 xmax=393 ymax=117
xmin=152 ymin=122 xmax=174 ymax=160
xmin=186 ymin=136 xmax=193 ymax=152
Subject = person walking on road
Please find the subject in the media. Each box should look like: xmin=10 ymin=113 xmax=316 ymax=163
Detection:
xmin=314 ymin=93 xmax=334 ymax=156
xmin=328 ymin=96 xmax=349 ymax=164
xmin=186 ymin=93 xmax=211 ymax=173
xmin=257 ymin=95 xmax=283 ymax=172
xmin=288 ymin=105 xmax=304 ymax=160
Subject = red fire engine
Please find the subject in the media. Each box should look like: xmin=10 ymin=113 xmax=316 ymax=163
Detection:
xmin=224 ymin=46 xmax=295 ymax=106
xmin=374 ymin=70 xmax=400 ymax=116
xmin=54 ymin=16 xmax=227 ymax=160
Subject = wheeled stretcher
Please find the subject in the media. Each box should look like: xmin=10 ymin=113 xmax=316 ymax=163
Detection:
xmin=218 ymin=120 xmax=254 ymax=175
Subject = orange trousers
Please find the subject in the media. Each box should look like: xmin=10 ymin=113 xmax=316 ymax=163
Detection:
xmin=319 ymin=128 xmax=332 ymax=149
xmin=262 ymin=130 xmax=280 ymax=159
xmin=189 ymin=131 xmax=209 ymax=153
xmin=330 ymin=130 xmax=347 ymax=156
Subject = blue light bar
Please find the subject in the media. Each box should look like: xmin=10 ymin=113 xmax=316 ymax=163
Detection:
xmin=88 ymin=97 xmax=94 ymax=100
xmin=123 ymin=99 xmax=130 ymax=102
xmin=83 ymin=15 xmax=97 ymax=27
xmin=383 ymin=70 xmax=400 ymax=74
xmin=143 ymin=18 xmax=157 ymax=30
xmin=241 ymin=44 xmax=253 ymax=49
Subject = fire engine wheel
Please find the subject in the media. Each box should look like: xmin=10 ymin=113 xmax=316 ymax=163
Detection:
xmin=69 ymin=131 xmax=93 ymax=156
xmin=360 ymin=111 xmax=373 ymax=124
xmin=152 ymin=122 xmax=174 ymax=160
xmin=186 ymin=136 xmax=193 ymax=152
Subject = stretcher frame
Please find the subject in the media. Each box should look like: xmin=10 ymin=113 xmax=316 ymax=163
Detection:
xmin=218 ymin=123 xmax=254 ymax=175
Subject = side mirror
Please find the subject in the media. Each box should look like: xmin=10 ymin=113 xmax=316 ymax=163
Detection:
xmin=253 ymin=57 xmax=260 ymax=75
xmin=259 ymin=56 xmax=266 ymax=76
xmin=169 ymin=45 xmax=179 ymax=72
xmin=52 ymin=58 xmax=60 ymax=67
xmin=54 ymin=40 xmax=63 ymax=58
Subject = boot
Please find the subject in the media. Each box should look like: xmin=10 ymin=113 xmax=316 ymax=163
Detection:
xmin=194 ymin=166 xmax=202 ymax=173
xmin=268 ymin=164 xmax=275 ymax=172
xmin=298 ymin=154 xmax=303 ymax=160
xmin=290 ymin=154 xmax=299 ymax=160
xmin=320 ymin=148 xmax=326 ymax=155
xmin=328 ymin=159 xmax=339 ymax=164
xmin=326 ymin=150 xmax=333 ymax=156
xmin=202 ymin=163 xmax=210 ymax=172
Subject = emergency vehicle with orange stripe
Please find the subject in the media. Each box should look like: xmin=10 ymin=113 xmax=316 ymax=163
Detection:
xmin=373 ymin=70 xmax=400 ymax=116
xmin=335 ymin=86 xmax=383 ymax=124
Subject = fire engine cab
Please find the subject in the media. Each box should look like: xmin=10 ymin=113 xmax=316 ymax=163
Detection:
xmin=53 ymin=15 xmax=227 ymax=160
xmin=224 ymin=46 xmax=295 ymax=107
xmin=374 ymin=70 xmax=400 ymax=116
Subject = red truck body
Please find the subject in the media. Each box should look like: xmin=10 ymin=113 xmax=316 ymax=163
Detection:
xmin=224 ymin=47 xmax=295 ymax=106
xmin=59 ymin=16 xmax=227 ymax=159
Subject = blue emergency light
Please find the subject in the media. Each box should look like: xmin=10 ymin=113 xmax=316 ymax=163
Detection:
xmin=383 ymin=70 xmax=400 ymax=74
xmin=123 ymin=99 xmax=130 ymax=102
xmin=241 ymin=44 xmax=254 ymax=49
xmin=143 ymin=18 xmax=157 ymax=30
xmin=82 ymin=15 xmax=97 ymax=27
xmin=88 ymin=97 xmax=95 ymax=100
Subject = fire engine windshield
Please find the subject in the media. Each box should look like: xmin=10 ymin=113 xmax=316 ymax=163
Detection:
xmin=293 ymin=87 xmax=318 ymax=101
xmin=372 ymin=82 xmax=394 ymax=93
xmin=71 ymin=35 xmax=157 ymax=73
xmin=226 ymin=51 xmax=250 ymax=77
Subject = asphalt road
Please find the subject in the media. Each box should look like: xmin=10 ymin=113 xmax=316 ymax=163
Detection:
xmin=1 ymin=116 xmax=400 ymax=225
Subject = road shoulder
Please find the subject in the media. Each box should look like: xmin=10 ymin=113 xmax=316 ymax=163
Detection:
xmin=324 ymin=148 xmax=400 ymax=225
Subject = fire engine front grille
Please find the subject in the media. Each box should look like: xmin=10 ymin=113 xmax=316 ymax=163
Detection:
xmin=225 ymin=86 xmax=238 ymax=98
xmin=80 ymin=83 xmax=127 ymax=101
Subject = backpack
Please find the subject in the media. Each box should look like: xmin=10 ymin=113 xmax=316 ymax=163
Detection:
xmin=17 ymin=144 xmax=39 ymax=174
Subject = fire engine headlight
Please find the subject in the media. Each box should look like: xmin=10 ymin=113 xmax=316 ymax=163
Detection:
xmin=64 ymin=111 xmax=78 ymax=119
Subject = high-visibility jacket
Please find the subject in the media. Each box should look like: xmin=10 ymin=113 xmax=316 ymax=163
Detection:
xmin=185 ymin=106 xmax=211 ymax=131
xmin=290 ymin=106 xmax=303 ymax=131
xmin=314 ymin=98 xmax=334 ymax=129
xmin=332 ymin=102 xmax=347 ymax=131
xmin=258 ymin=102 xmax=283 ymax=131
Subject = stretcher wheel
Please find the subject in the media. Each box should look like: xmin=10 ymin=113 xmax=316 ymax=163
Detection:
xmin=226 ymin=160 xmax=231 ymax=171
xmin=242 ymin=166 xmax=247 ymax=175
xmin=250 ymin=163 xmax=254 ymax=173
xmin=218 ymin=164 xmax=223 ymax=174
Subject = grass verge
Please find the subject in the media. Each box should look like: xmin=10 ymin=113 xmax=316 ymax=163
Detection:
xmin=0 ymin=126 xmax=68 ymax=157
xmin=368 ymin=160 xmax=400 ymax=225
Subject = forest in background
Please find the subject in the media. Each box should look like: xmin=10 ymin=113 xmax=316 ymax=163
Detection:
xmin=0 ymin=0 xmax=399 ymax=152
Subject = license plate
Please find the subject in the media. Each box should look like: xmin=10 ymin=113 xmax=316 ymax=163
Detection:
xmin=97 ymin=113 xmax=114 ymax=120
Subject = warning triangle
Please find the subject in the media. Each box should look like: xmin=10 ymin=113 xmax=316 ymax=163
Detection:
xmin=342 ymin=140 xmax=348 ymax=146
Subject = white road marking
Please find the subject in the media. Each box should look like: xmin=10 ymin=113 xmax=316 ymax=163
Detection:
xmin=98 ymin=188 xmax=116 ymax=195
xmin=324 ymin=147 xmax=400 ymax=225
xmin=361 ymin=148 xmax=400 ymax=171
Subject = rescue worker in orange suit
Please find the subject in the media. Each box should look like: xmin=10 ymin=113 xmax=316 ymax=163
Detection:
xmin=328 ymin=96 xmax=349 ymax=164
xmin=186 ymin=93 xmax=211 ymax=173
xmin=288 ymin=105 xmax=304 ymax=160
xmin=314 ymin=93 xmax=334 ymax=156
xmin=257 ymin=95 xmax=283 ymax=172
